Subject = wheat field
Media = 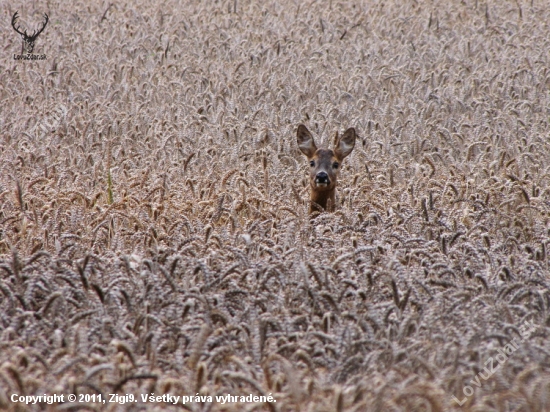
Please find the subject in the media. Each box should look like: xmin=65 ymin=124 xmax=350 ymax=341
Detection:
xmin=1 ymin=0 xmax=550 ymax=411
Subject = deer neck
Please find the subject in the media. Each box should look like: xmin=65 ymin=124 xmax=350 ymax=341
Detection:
xmin=310 ymin=188 xmax=335 ymax=213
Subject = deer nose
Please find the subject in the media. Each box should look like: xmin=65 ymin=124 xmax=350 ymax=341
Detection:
xmin=315 ymin=171 xmax=330 ymax=184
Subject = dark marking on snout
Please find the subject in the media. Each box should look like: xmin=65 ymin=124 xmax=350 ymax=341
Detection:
xmin=315 ymin=171 xmax=330 ymax=184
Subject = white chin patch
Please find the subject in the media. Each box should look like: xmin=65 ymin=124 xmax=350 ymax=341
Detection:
xmin=315 ymin=182 xmax=328 ymax=187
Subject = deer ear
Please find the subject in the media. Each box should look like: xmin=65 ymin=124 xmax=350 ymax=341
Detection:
xmin=297 ymin=124 xmax=317 ymax=158
xmin=334 ymin=127 xmax=356 ymax=160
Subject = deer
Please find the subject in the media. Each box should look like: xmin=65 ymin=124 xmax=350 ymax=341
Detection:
xmin=297 ymin=124 xmax=356 ymax=214
xmin=11 ymin=11 xmax=49 ymax=54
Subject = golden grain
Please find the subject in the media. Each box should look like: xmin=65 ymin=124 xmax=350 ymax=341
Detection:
xmin=1 ymin=1 xmax=550 ymax=410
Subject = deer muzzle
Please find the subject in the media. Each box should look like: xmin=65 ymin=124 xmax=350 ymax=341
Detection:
xmin=315 ymin=171 xmax=330 ymax=187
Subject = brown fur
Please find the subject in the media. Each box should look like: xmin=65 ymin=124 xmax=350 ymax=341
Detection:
xmin=297 ymin=124 xmax=356 ymax=213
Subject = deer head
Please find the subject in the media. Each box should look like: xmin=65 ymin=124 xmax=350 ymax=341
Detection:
xmin=297 ymin=124 xmax=356 ymax=213
xmin=12 ymin=11 xmax=49 ymax=54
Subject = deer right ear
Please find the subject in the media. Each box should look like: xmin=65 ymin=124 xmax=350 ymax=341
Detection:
xmin=334 ymin=127 xmax=356 ymax=160
xmin=297 ymin=124 xmax=317 ymax=158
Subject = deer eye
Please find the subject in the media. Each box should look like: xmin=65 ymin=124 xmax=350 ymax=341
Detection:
xmin=333 ymin=162 xmax=339 ymax=169
xmin=309 ymin=160 xmax=315 ymax=167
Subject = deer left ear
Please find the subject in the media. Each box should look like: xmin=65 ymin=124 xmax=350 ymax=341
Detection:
xmin=334 ymin=127 xmax=356 ymax=160
xmin=297 ymin=124 xmax=317 ymax=158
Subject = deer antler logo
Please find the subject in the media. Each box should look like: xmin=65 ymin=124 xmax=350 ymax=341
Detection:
xmin=11 ymin=11 xmax=49 ymax=54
